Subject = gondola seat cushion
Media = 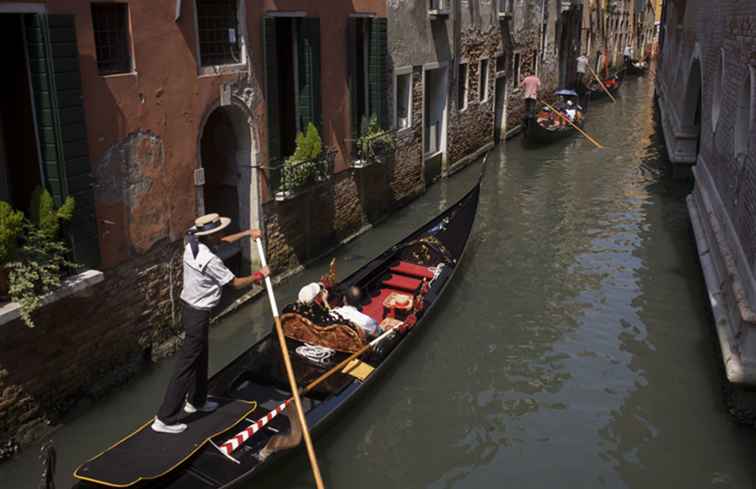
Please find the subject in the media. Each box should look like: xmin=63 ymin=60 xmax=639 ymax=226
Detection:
xmin=281 ymin=312 xmax=367 ymax=353
xmin=389 ymin=261 xmax=434 ymax=280
xmin=382 ymin=274 xmax=422 ymax=292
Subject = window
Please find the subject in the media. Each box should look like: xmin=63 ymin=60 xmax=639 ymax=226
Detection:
xmin=497 ymin=0 xmax=512 ymax=16
xmin=91 ymin=3 xmax=132 ymax=75
xmin=512 ymin=52 xmax=521 ymax=90
xmin=395 ymin=71 xmax=412 ymax=130
xmin=348 ymin=17 xmax=388 ymax=139
xmin=458 ymin=63 xmax=468 ymax=110
xmin=496 ymin=54 xmax=507 ymax=74
xmin=196 ymin=0 xmax=242 ymax=67
xmin=264 ymin=17 xmax=322 ymax=166
xmin=429 ymin=0 xmax=447 ymax=12
xmin=479 ymin=59 xmax=489 ymax=102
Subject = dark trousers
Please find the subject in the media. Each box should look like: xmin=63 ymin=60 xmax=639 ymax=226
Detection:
xmin=525 ymin=98 xmax=536 ymax=118
xmin=157 ymin=302 xmax=211 ymax=424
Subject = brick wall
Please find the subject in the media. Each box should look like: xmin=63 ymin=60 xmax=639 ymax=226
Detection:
xmin=447 ymin=26 xmax=499 ymax=167
xmin=390 ymin=68 xmax=425 ymax=205
xmin=0 ymin=239 xmax=182 ymax=446
xmin=656 ymin=0 xmax=756 ymax=383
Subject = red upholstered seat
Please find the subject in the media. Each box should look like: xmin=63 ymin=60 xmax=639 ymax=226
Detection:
xmin=390 ymin=261 xmax=434 ymax=280
xmin=382 ymin=274 xmax=422 ymax=293
xmin=361 ymin=289 xmax=398 ymax=321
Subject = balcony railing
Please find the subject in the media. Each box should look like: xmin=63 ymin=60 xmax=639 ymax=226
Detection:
xmin=268 ymin=149 xmax=336 ymax=199
xmin=349 ymin=129 xmax=397 ymax=168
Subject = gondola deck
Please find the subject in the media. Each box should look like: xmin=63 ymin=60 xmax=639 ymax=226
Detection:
xmin=72 ymin=166 xmax=483 ymax=489
xmin=74 ymin=399 xmax=257 ymax=487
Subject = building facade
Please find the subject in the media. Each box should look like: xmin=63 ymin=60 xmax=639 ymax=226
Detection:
xmin=656 ymin=0 xmax=756 ymax=385
xmin=0 ymin=0 xmax=635 ymax=452
xmin=0 ymin=0 xmax=399 ymax=449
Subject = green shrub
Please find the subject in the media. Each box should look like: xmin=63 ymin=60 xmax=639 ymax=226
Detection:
xmin=356 ymin=114 xmax=395 ymax=164
xmin=4 ymin=188 xmax=79 ymax=327
xmin=30 ymin=187 xmax=75 ymax=239
xmin=0 ymin=201 xmax=24 ymax=265
xmin=7 ymin=223 xmax=79 ymax=327
xmin=282 ymin=122 xmax=324 ymax=192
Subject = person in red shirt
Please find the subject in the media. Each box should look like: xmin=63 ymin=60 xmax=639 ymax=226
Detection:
xmin=520 ymin=72 xmax=542 ymax=120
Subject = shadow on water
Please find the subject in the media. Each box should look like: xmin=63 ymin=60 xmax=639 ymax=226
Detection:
xmin=3 ymin=75 xmax=756 ymax=489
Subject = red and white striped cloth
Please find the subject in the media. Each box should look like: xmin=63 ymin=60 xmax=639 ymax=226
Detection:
xmin=218 ymin=398 xmax=293 ymax=456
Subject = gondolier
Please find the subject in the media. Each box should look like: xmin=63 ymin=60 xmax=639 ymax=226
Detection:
xmin=152 ymin=213 xmax=270 ymax=434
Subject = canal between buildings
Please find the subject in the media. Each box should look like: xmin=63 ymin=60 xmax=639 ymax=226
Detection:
xmin=4 ymin=74 xmax=756 ymax=488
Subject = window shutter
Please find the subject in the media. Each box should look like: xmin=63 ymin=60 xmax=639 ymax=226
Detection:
xmin=296 ymin=18 xmax=321 ymax=132
xmin=346 ymin=18 xmax=359 ymax=137
xmin=367 ymin=18 xmax=388 ymax=128
xmin=26 ymin=14 xmax=100 ymax=267
xmin=264 ymin=17 xmax=280 ymax=165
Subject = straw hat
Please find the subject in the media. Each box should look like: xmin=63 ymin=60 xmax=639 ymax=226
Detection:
xmin=191 ymin=213 xmax=231 ymax=236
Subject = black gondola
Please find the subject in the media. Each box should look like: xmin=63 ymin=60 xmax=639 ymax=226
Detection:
xmin=523 ymin=110 xmax=585 ymax=145
xmin=624 ymin=59 xmax=649 ymax=76
xmin=588 ymin=74 xmax=622 ymax=99
xmin=73 ymin=165 xmax=483 ymax=489
xmin=523 ymin=90 xmax=585 ymax=146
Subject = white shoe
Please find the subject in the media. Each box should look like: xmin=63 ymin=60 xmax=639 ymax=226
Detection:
xmin=184 ymin=399 xmax=219 ymax=414
xmin=151 ymin=418 xmax=187 ymax=434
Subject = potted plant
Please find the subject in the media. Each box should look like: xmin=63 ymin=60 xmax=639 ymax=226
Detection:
xmin=0 ymin=201 xmax=24 ymax=299
xmin=276 ymin=122 xmax=324 ymax=200
xmin=5 ymin=187 xmax=79 ymax=327
xmin=354 ymin=115 xmax=396 ymax=168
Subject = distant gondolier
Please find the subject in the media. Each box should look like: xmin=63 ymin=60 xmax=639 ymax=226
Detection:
xmin=520 ymin=72 xmax=542 ymax=120
xmin=152 ymin=213 xmax=270 ymax=434
xmin=623 ymin=45 xmax=633 ymax=66
xmin=576 ymin=53 xmax=590 ymax=101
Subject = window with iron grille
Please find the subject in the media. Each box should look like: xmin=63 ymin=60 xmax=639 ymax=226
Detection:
xmin=91 ymin=3 xmax=132 ymax=75
xmin=196 ymin=0 xmax=242 ymax=66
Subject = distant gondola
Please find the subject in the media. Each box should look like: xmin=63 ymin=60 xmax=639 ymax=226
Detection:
xmin=72 ymin=165 xmax=483 ymax=489
xmin=588 ymin=74 xmax=622 ymax=99
xmin=624 ymin=59 xmax=649 ymax=77
xmin=523 ymin=89 xmax=585 ymax=146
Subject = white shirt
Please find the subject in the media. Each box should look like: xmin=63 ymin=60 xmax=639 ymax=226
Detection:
xmin=624 ymin=46 xmax=633 ymax=57
xmin=180 ymin=242 xmax=235 ymax=310
xmin=576 ymin=56 xmax=589 ymax=73
xmin=331 ymin=306 xmax=381 ymax=337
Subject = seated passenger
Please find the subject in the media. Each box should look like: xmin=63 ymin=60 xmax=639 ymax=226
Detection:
xmin=298 ymin=282 xmax=330 ymax=309
xmin=564 ymin=100 xmax=577 ymax=121
xmin=284 ymin=282 xmax=332 ymax=323
xmin=330 ymin=286 xmax=381 ymax=338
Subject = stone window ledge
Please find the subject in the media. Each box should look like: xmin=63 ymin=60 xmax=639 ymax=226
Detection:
xmin=0 ymin=270 xmax=104 ymax=327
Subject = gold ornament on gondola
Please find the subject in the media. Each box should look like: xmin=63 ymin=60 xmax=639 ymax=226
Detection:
xmin=319 ymin=258 xmax=337 ymax=289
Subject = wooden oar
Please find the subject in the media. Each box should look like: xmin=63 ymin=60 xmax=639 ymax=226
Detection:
xmin=587 ymin=65 xmax=616 ymax=103
xmin=255 ymin=238 xmax=325 ymax=489
xmin=538 ymin=99 xmax=604 ymax=149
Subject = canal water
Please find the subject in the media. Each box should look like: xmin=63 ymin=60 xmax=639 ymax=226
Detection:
xmin=4 ymin=74 xmax=756 ymax=488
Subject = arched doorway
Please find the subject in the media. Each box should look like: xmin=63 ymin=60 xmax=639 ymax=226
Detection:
xmin=198 ymin=103 xmax=261 ymax=275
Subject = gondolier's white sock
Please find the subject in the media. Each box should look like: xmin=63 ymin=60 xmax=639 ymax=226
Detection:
xmin=151 ymin=418 xmax=187 ymax=434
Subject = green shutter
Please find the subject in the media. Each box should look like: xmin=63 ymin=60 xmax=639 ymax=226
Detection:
xmin=26 ymin=14 xmax=100 ymax=267
xmin=346 ymin=18 xmax=359 ymax=137
xmin=296 ymin=18 xmax=321 ymax=132
xmin=367 ymin=18 xmax=388 ymax=129
xmin=264 ymin=17 xmax=281 ymax=168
